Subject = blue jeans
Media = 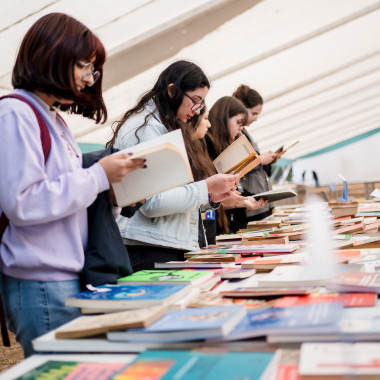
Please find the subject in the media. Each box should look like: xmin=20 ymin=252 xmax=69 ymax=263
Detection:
xmin=0 ymin=274 xmax=82 ymax=357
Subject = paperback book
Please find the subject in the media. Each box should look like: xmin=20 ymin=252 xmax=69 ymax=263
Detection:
xmin=65 ymin=284 xmax=192 ymax=311
xmin=117 ymin=269 xmax=214 ymax=286
xmin=299 ymin=342 xmax=380 ymax=379
xmin=118 ymin=349 xmax=278 ymax=380
xmin=209 ymin=302 xmax=342 ymax=342
xmin=107 ymin=305 xmax=247 ymax=342
xmin=55 ymin=306 xmax=168 ymax=339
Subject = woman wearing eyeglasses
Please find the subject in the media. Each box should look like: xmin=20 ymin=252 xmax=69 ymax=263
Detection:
xmin=107 ymin=60 xmax=239 ymax=271
xmin=0 ymin=13 xmax=145 ymax=357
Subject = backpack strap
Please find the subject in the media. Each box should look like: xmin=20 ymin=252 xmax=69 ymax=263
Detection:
xmin=0 ymin=94 xmax=52 ymax=347
xmin=0 ymin=94 xmax=52 ymax=241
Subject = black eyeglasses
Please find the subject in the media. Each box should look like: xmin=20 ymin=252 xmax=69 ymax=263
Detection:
xmin=184 ymin=93 xmax=205 ymax=112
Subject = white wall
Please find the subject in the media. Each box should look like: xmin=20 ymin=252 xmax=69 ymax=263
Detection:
xmin=291 ymin=131 xmax=380 ymax=186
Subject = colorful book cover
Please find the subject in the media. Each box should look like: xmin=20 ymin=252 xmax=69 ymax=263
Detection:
xmin=65 ymin=284 xmax=191 ymax=310
xmin=210 ymin=302 xmax=342 ymax=341
xmin=15 ymin=361 xmax=128 ymax=380
xmin=114 ymin=349 xmax=277 ymax=380
xmin=117 ymin=269 xmax=213 ymax=285
xmin=107 ymin=305 xmax=246 ymax=342
xmin=272 ymin=292 xmax=377 ymax=308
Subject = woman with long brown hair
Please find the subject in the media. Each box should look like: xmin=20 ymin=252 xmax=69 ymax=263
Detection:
xmin=107 ymin=60 xmax=239 ymax=270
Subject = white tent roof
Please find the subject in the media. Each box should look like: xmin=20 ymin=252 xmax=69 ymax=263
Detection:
xmin=1 ymin=0 xmax=380 ymax=160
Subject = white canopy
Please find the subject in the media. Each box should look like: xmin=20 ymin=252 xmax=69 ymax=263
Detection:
xmin=1 ymin=0 xmax=380 ymax=184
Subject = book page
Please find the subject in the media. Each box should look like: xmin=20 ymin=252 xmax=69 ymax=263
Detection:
xmin=111 ymin=129 xmax=194 ymax=207
xmin=213 ymin=134 xmax=261 ymax=177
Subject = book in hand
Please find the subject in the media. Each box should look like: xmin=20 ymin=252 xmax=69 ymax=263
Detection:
xmin=117 ymin=269 xmax=214 ymax=286
xmin=251 ymin=188 xmax=297 ymax=203
xmin=111 ymin=129 xmax=194 ymax=207
xmin=299 ymin=342 xmax=380 ymax=379
xmin=118 ymin=349 xmax=278 ymax=380
xmin=55 ymin=305 xmax=168 ymax=339
xmin=275 ymin=140 xmax=299 ymax=157
xmin=107 ymin=305 xmax=247 ymax=342
xmin=213 ymin=134 xmax=262 ymax=178
xmin=65 ymin=283 xmax=192 ymax=311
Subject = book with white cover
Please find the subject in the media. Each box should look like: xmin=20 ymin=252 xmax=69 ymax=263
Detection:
xmin=299 ymin=342 xmax=380 ymax=379
xmin=257 ymin=265 xmax=332 ymax=288
xmin=112 ymin=129 xmax=194 ymax=206
xmin=225 ymin=243 xmax=300 ymax=254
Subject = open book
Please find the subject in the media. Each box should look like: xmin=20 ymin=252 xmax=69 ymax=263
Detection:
xmin=251 ymin=188 xmax=297 ymax=202
xmin=213 ymin=134 xmax=262 ymax=178
xmin=112 ymin=129 xmax=194 ymax=207
xmin=275 ymin=140 xmax=299 ymax=157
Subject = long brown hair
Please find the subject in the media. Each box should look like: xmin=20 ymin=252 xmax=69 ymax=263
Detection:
xmin=106 ymin=60 xmax=210 ymax=148
xmin=187 ymin=106 xmax=216 ymax=181
xmin=207 ymin=96 xmax=248 ymax=156
xmin=12 ymin=13 xmax=107 ymax=123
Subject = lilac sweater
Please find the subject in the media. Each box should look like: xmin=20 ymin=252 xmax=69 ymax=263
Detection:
xmin=0 ymin=89 xmax=109 ymax=281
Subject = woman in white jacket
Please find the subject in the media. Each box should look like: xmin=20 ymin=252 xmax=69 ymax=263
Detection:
xmin=107 ymin=60 xmax=238 ymax=271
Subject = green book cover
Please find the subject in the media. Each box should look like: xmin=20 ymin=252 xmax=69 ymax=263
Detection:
xmin=117 ymin=269 xmax=213 ymax=285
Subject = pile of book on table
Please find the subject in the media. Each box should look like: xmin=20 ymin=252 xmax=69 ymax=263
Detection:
xmin=26 ymin=198 xmax=380 ymax=378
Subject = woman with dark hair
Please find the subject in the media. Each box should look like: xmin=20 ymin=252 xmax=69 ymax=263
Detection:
xmin=231 ymin=85 xmax=279 ymax=228
xmin=107 ymin=60 xmax=239 ymax=270
xmin=205 ymin=96 xmax=266 ymax=236
xmin=0 ymin=13 xmax=145 ymax=357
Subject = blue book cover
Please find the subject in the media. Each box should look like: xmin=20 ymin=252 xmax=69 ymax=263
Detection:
xmin=65 ymin=284 xmax=191 ymax=310
xmin=107 ymin=306 xmax=246 ymax=342
xmin=211 ymin=302 xmax=343 ymax=341
xmin=113 ymin=349 xmax=277 ymax=380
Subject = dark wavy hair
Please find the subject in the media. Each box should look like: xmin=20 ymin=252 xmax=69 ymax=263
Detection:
xmin=232 ymin=84 xmax=263 ymax=108
xmin=106 ymin=60 xmax=210 ymax=147
xmin=207 ymin=96 xmax=248 ymax=156
xmin=12 ymin=12 xmax=107 ymax=123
